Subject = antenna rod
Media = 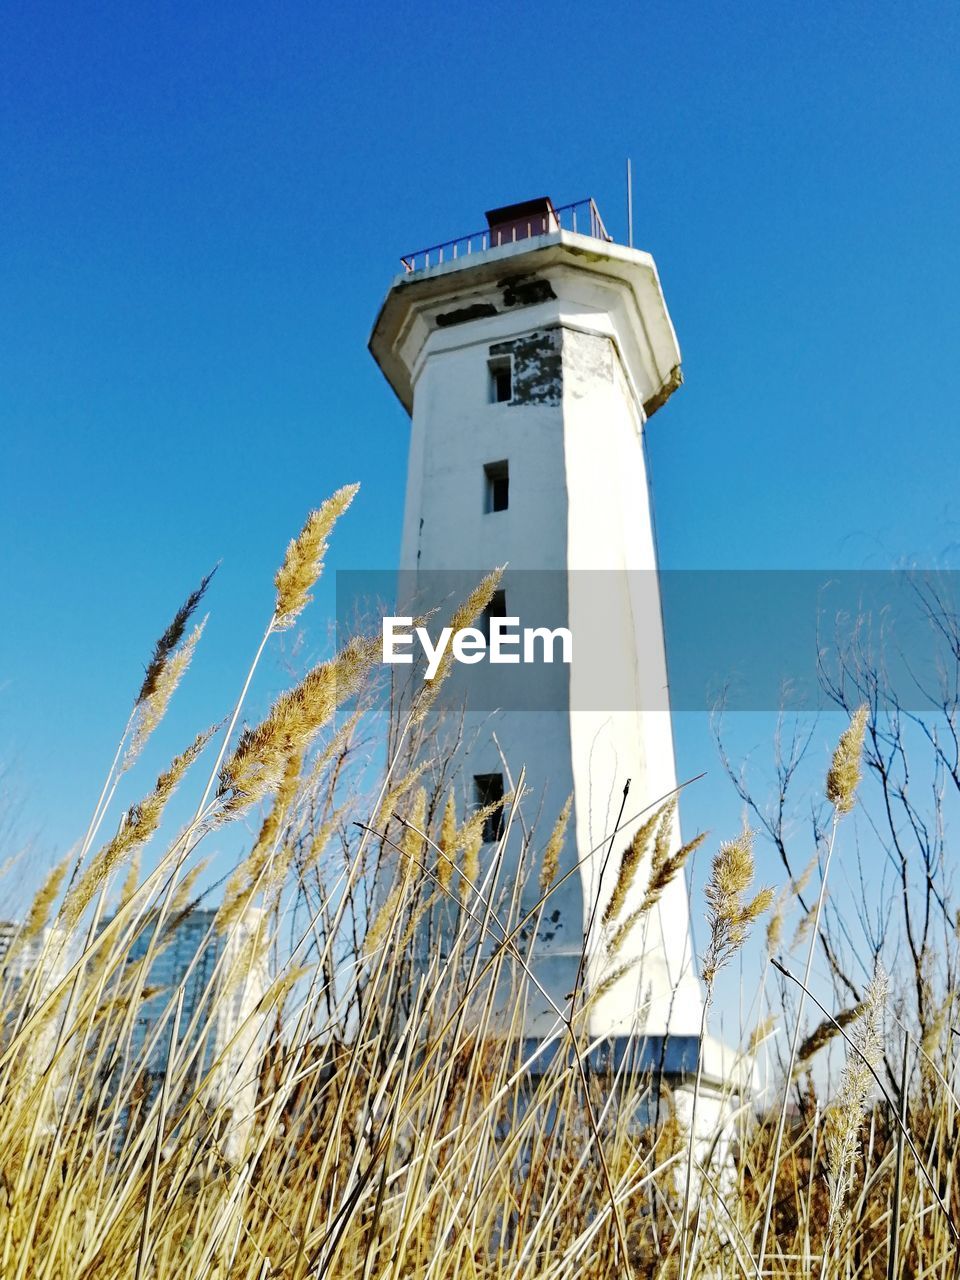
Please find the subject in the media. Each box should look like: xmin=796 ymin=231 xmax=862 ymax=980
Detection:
xmin=626 ymin=157 xmax=634 ymax=247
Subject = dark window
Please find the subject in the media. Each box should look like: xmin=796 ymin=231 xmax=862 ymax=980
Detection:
xmin=481 ymin=589 xmax=507 ymax=643
xmin=473 ymin=773 xmax=505 ymax=843
xmin=484 ymin=460 xmax=509 ymax=513
xmin=488 ymin=356 xmax=512 ymax=403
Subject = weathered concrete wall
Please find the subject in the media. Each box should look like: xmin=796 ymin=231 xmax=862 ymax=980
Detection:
xmin=489 ymin=328 xmax=562 ymax=406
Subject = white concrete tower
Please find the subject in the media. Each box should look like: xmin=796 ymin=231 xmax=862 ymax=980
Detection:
xmin=370 ymin=197 xmax=704 ymax=1053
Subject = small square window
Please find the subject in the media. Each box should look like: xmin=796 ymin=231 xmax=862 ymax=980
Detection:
xmin=484 ymin=460 xmax=509 ymax=513
xmin=480 ymin=589 xmax=507 ymax=643
xmin=488 ymin=356 xmax=512 ymax=403
xmin=473 ymin=773 xmax=505 ymax=843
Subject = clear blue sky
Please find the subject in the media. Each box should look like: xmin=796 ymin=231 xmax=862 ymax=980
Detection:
xmin=2 ymin=0 xmax=959 ymax=898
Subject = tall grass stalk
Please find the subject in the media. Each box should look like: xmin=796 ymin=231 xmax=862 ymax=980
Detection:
xmin=757 ymin=705 xmax=868 ymax=1272
xmin=678 ymin=828 xmax=772 ymax=1280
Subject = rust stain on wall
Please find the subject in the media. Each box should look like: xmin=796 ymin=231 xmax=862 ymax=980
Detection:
xmin=642 ymin=364 xmax=683 ymax=419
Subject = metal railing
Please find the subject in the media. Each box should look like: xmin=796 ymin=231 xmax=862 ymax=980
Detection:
xmin=400 ymin=198 xmax=612 ymax=273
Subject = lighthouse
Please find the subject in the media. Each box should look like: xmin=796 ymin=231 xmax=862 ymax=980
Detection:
xmin=369 ymin=196 xmax=705 ymax=1060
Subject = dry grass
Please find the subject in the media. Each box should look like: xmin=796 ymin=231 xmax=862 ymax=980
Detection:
xmin=1 ymin=499 xmax=958 ymax=1280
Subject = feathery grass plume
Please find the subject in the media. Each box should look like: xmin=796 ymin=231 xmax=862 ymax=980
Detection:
xmin=651 ymin=796 xmax=677 ymax=873
xmin=166 ymin=858 xmax=209 ymax=923
xmin=18 ymin=855 xmax=70 ymax=945
xmin=411 ymin=568 xmax=504 ymax=722
xmin=592 ymin=957 xmax=641 ymax=1002
xmin=796 ymin=1000 xmax=867 ymax=1071
xmin=678 ymin=825 xmax=773 ymax=1280
xmin=400 ymin=787 xmax=428 ymax=872
xmin=791 ymin=903 xmax=817 ymax=950
xmin=64 ymin=729 xmax=213 ymax=929
xmin=217 ymin=750 xmax=305 ymax=931
xmin=539 ymin=795 xmax=572 ymax=894
xmin=256 ymin=745 xmax=304 ymax=856
xmin=771 ymin=849 xmax=819 ymax=955
xmin=921 ymin=993 xmax=950 ymax=1066
xmin=916 ymin=952 xmax=950 ymax=1087
xmin=606 ymin=831 xmax=705 ymax=958
xmin=824 ymin=963 xmax=888 ymax=1241
xmin=271 ymin=809 xmax=342 ymax=915
xmin=461 ymin=824 xmax=484 ymax=904
xmin=363 ymin=845 xmax=417 ymax=963
xmin=748 ymin=1013 xmax=777 ymax=1055
xmin=765 ymin=884 xmax=789 ymax=953
xmin=217 ymin=633 xmax=378 ymax=818
xmin=601 ymin=804 xmax=664 ymax=927
xmin=437 ymin=792 xmax=457 ymax=893
xmin=702 ymin=828 xmax=774 ymax=988
xmin=399 ymin=892 xmax=436 ymax=953
xmin=117 ymin=849 xmax=141 ymax=912
xmin=607 ymin=907 xmax=644 ymax=960
xmin=373 ymin=761 xmax=429 ymax=836
xmin=252 ymin=964 xmax=310 ymax=1026
xmin=447 ymin=568 xmax=505 ymax=646
xmin=640 ymin=829 xmax=706 ymax=915
xmin=792 ymin=849 xmax=818 ymax=899
xmin=274 ymin=485 xmax=359 ymax=630
xmin=826 ymin=703 xmax=868 ymax=815
xmin=758 ymin=721 xmax=869 ymax=1273
xmin=137 ymin=569 xmax=216 ymax=706
xmin=363 ymin=880 xmax=404 ymax=962
xmin=454 ymin=790 xmax=513 ymax=903
xmin=127 ymin=620 xmax=206 ymax=766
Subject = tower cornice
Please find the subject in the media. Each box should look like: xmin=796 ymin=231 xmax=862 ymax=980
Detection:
xmin=369 ymin=231 xmax=682 ymax=420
